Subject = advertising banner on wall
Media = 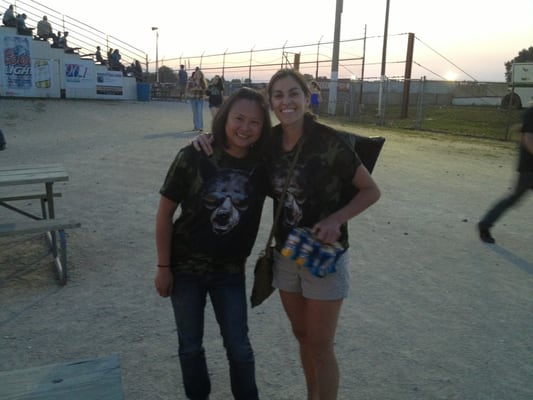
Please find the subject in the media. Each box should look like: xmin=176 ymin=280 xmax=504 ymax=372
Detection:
xmin=96 ymin=70 xmax=124 ymax=95
xmin=34 ymin=59 xmax=52 ymax=88
xmin=65 ymin=61 xmax=94 ymax=88
xmin=2 ymin=36 xmax=32 ymax=96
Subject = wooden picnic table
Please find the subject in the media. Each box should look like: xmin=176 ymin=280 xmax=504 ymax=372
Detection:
xmin=0 ymin=164 xmax=69 ymax=219
xmin=0 ymin=164 xmax=80 ymax=284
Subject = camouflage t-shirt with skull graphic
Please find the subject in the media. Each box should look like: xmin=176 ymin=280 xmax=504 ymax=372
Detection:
xmin=267 ymin=115 xmax=362 ymax=252
xmin=160 ymin=144 xmax=268 ymax=274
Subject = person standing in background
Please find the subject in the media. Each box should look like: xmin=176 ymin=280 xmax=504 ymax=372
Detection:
xmin=178 ymin=64 xmax=188 ymax=102
xmin=207 ymin=75 xmax=224 ymax=117
xmin=309 ymin=80 xmax=321 ymax=116
xmin=478 ymin=100 xmax=533 ymax=243
xmin=187 ymin=67 xmax=207 ymax=131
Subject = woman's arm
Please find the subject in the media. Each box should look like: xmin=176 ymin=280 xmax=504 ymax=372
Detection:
xmin=312 ymin=164 xmax=381 ymax=244
xmin=155 ymin=195 xmax=178 ymax=297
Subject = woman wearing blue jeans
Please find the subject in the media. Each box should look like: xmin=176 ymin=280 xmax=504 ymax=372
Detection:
xmin=188 ymin=67 xmax=207 ymax=131
xmin=155 ymin=88 xmax=272 ymax=399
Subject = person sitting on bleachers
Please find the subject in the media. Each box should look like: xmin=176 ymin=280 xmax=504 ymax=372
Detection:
xmin=36 ymin=15 xmax=57 ymax=42
xmin=109 ymin=48 xmax=126 ymax=74
xmin=16 ymin=13 xmax=33 ymax=36
xmin=51 ymin=30 xmax=61 ymax=47
xmin=95 ymin=46 xmax=107 ymax=65
xmin=57 ymin=31 xmax=77 ymax=53
xmin=56 ymin=31 xmax=66 ymax=48
xmin=2 ymin=5 xmax=16 ymax=27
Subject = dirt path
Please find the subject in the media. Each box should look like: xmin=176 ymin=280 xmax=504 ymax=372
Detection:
xmin=0 ymin=99 xmax=531 ymax=400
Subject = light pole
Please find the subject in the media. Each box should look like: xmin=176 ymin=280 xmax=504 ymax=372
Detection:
xmin=151 ymin=27 xmax=159 ymax=83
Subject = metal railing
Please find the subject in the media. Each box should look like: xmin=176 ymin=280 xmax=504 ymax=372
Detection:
xmin=2 ymin=0 xmax=146 ymax=68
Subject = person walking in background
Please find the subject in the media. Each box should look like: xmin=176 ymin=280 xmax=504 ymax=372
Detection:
xmin=155 ymin=87 xmax=272 ymax=400
xmin=187 ymin=67 xmax=207 ymax=131
xmin=178 ymin=64 xmax=188 ymax=102
xmin=309 ymin=80 xmax=321 ymax=116
xmin=207 ymin=74 xmax=224 ymax=117
xmin=478 ymin=100 xmax=533 ymax=243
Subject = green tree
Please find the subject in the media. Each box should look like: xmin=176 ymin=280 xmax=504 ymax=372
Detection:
xmin=159 ymin=65 xmax=177 ymax=83
xmin=504 ymin=47 xmax=533 ymax=82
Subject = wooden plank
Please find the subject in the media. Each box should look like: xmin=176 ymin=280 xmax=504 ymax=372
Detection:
xmin=0 ymin=219 xmax=81 ymax=237
xmin=0 ymin=165 xmax=68 ymax=187
xmin=0 ymin=354 xmax=124 ymax=400
xmin=0 ymin=192 xmax=62 ymax=202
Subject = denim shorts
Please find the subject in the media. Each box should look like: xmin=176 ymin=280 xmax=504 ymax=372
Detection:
xmin=272 ymin=248 xmax=350 ymax=300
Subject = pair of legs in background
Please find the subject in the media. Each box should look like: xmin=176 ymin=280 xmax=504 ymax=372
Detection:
xmin=189 ymin=98 xmax=204 ymax=131
xmin=478 ymin=171 xmax=533 ymax=243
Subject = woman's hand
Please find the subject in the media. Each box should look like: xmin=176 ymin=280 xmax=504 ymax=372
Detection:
xmin=154 ymin=267 xmax=174 ymax=297
xmin=312 ymin=218 xmax=342 ymax=244
xmin=312 ymin=164 xmax=381 ymax=244
xmin=192 ymin=133 xmax=214 ymax=156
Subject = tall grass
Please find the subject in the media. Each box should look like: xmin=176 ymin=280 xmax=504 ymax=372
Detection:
xmin=330 ymin=105 xmax=524 ymax=142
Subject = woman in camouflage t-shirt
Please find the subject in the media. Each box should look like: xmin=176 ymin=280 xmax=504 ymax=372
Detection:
xmin=155 ymin=87 xmax=271 ymax=400
xmin=267 ymin=69 xmax=381 ymax=400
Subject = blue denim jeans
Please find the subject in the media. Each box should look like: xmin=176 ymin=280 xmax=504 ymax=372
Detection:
xmin=189 ymin=98 xmax=204 ymax=130
xmin=170 ymin=271 xmax=258 ymax=400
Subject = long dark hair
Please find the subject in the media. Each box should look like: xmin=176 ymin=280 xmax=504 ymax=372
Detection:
xmin=211 ymin=87 xmax=272 ymax=157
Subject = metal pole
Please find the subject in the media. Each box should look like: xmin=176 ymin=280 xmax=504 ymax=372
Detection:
xmin=400 ymin=32 xmax=415 ymax=118
xmin=281 ymin=41 xmax=287 ymax=69
xmin=377 ymin=0 xmax=390 ymax=122
xmin=328 ymin=0 xmax=343 ymax=116
xmin=222 ymin=48 xmax=227 ymax=79
xmin=156 ymin=30 xmax=159 ymax=83
xmin=315 ymin=35 xmax=323 ymax=80
xmin=358 ymin=25 xmax=367 ymax=110
xmin=249 ymin=45 xmax=255 ymax=84
xmin=151 ymin=27 xmax=159 ymax=83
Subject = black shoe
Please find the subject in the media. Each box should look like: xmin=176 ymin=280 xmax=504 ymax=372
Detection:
xmin=478 ymin=223 xmax=495 ymax=244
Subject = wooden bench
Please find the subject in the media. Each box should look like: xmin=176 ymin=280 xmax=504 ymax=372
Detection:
xmin=0 ymin=354 xmax=124 ymax=399
xmin=0 ymin=218 xmax=81 ymax=285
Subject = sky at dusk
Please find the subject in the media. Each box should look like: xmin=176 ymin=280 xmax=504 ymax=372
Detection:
xmin=15 ymin=0 xmax=533 ymax=82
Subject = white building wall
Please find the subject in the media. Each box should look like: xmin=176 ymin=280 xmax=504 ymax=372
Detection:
xmin=0 ymin=26 xmax=137 ymax=100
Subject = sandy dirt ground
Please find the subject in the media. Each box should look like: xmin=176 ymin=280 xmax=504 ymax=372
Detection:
xmin=0 ymin=98 xmax=532 ymax=400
